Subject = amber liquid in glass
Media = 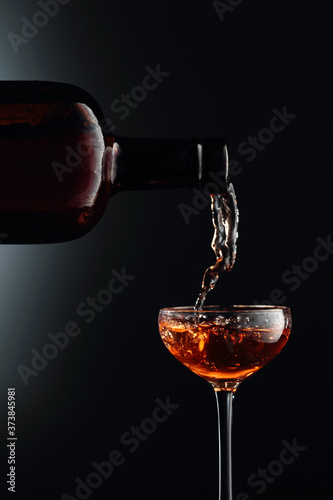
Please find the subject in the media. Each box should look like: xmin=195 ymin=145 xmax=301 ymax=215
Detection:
xmin=159 ymin=319 xmax=290 ymax=390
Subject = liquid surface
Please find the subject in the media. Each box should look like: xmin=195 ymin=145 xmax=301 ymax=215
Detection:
xmin=159 ymin=318 xmax=290 ymax=391
xmin=195 ymin=184 xmax=239 ymax=310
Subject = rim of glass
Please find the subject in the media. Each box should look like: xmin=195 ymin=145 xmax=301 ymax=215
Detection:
xmin=159 ymin=305 xmax=291 ymax=314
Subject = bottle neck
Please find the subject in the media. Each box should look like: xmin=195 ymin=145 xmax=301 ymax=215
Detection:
xmin=104 ymin=136 xmax=230 ymax=194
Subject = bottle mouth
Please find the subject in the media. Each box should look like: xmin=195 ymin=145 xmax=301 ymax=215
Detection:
xmin=196 ymin=138 xmax=229 ymax=193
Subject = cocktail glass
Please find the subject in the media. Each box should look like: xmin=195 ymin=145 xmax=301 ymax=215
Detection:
xmin=158 ymin=305 xmax=291 ymax=500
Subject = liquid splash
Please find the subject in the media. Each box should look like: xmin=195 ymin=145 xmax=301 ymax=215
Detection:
xmin=195 ymin=183 xmax=239 ymax=311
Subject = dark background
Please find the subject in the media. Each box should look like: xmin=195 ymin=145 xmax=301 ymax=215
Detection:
xmin=0 ymin=0 xmax=331 ymax=498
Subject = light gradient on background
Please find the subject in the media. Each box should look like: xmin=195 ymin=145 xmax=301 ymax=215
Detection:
xmin=0 ymin=1 xmax=331 ymax=499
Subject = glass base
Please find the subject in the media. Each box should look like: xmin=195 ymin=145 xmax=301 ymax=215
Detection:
xmin=209 ymin=380 xmax=241 ymax=392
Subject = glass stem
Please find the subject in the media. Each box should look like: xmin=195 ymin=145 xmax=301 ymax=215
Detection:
xmin=215 ymin=390 xmax=234 ymax=500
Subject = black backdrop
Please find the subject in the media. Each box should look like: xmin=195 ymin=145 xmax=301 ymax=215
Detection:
xmin=0 ymin=1 xmax=331 ymax=499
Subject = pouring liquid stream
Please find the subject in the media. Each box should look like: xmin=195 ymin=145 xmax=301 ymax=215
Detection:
xmin=194 ymin=183 xmax=239 ymax=311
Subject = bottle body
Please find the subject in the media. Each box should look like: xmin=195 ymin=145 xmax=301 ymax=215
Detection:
xmin=0 ymin=81 xmax=229 ymax=243
xmin=0 ymin=81 xmax=110 ymax=243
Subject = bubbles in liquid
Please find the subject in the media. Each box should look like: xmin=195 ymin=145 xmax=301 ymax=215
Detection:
xmin=195 ymin=183 xmax=239 ymax=310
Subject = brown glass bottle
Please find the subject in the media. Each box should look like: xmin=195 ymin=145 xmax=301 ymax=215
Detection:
xmin=0 ymin=81 xmax=229 ymax=244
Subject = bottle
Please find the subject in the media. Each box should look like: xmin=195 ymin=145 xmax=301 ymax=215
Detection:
xmin=0 ymin=81 xmax=229 ymax=244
